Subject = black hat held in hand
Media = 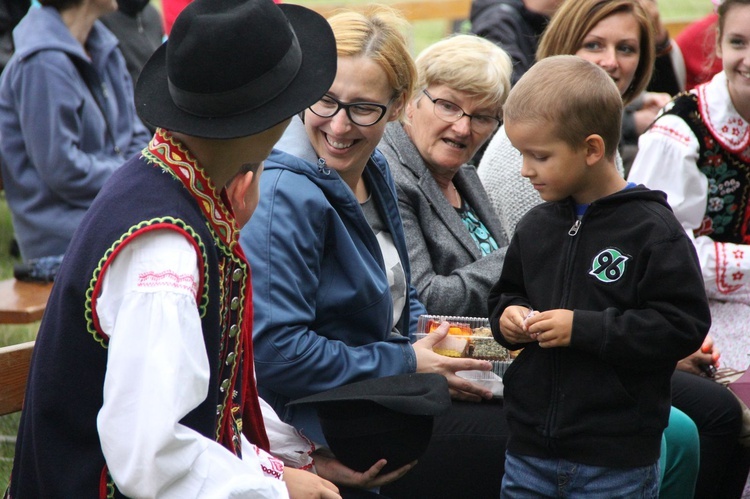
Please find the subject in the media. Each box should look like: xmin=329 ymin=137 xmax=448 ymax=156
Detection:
xmin=135 ymin=0 xmax=337 ymax=139
xmin=288 ymin=373 xmax=451 ymax=473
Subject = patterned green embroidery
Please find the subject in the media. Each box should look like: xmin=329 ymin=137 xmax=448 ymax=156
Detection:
xmin=672 ymin=93 xmax=750 ymax=241
xmin=700 ymin=152 xmax=741 ymax=236
xmin=84 ymin=217 xmax=209 ymax=347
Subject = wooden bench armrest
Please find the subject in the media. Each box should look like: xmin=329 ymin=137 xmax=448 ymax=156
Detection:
xmin=0 ymin=341 xmax=35 ymax=416
xmin=0 ymin=279 xmax=53 ymax=324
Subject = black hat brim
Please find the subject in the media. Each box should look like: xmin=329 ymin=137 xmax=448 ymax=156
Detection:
xmin=134 ymin=4 xmax=336 ymax=139
xmin=288 ymin=373 xmax=451 ymax=416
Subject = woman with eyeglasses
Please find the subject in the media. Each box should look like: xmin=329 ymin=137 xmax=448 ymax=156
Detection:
xmin=240 ymin=7 xmax=506 ymax=497
xmin=378 ymin=34 xmax=511 ymax=319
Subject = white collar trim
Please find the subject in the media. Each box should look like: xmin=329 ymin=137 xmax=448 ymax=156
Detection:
xmin=697 ymin=71 xmax=750 ymax=154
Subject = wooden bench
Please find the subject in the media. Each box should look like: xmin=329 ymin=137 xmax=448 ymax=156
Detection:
xmin=0 ymin=341 xmax=34 ymax=416
xmin=307 ymin=0 xmax=697 ymax=39
xmin=0 ymin=279 xmax=53 ymax=325
xmin=308 ymin=0 xmax=471 ymax=23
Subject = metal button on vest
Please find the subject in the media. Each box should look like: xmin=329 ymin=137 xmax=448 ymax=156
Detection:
xmin=229 ymin=324 xmax=239 ymax=338
xmin=226 ymin=351 xmax=237 ymax=365
xmin=220 ymin=378 xmax=231 ymax=392
xmin=216 ymin=404 xmax=222 ymax=415
xmin=230 ymin=297 xmax=240 ymax=310
xmin=232 ymin=268 xmax=243 ymax=282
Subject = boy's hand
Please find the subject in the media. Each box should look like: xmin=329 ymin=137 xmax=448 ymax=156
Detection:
xmin=524 ymin=309 xmax=573 ymax=348
xmin=313 ymin=451 xmax=415 ymax=489
xmin=499 ymin=306 xmax=537 ymax=344
xmin=414 ymin=322 xmax=494 ymax=402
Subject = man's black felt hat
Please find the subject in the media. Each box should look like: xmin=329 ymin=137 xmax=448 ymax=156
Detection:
xmin=288 ymin=373 xmax=451 ymax=473
xmin=135 ymin=0 xmax=337 ymax=138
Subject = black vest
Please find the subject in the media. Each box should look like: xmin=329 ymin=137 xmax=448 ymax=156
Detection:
xmin=665 ymin=92 xmax=750 ymax=244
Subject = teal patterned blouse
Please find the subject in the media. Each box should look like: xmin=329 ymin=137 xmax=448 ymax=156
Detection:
xmin=456 ymin=199 xmax=499 ymax=256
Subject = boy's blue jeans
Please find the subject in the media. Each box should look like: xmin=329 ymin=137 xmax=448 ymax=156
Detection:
xmin=501 ymin=452 xmax=660 ymax=498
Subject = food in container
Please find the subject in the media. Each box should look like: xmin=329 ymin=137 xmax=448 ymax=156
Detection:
xmin=415 ymin=315 xmax=513 ymax=361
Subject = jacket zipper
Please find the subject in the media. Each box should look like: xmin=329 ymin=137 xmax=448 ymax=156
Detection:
xmin=568 ymin=219 xmax=581 ymax=236
xmin=544 ymin=210 xmax=584 ymax=441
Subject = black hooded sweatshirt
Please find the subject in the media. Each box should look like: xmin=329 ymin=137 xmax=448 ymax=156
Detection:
xmin=488 ymin=185 xmax=710 ymax=467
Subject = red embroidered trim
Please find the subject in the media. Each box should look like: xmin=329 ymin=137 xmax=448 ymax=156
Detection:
xmin=651 ymin=123 xmax=692 ymax=145
xmin=698 ymin=82 xmax=750 ymax=153
xmin=137 ymin=270 xmax=197 ymax=293
xmin=715 ymin=241 xmax=744 ymax=294
xmin=89 ymin=223 xmax=206 ymax=343
xmin=145 ymin=130 xmax=238 ymax=250
xmin=261 ymin=463 xmax=283 ymax=479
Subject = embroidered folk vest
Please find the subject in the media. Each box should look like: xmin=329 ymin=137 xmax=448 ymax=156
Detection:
xmin=665 ymin=92 xmax=750 ymax=244
xmin=8 ymin=130 xmax=268 ymax=498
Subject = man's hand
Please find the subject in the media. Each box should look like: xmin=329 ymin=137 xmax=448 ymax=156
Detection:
xmin=313 ymin=450 xmax=415 ymax=489
xmin=283 ymin=467 xmax=341 ymax=499
xmin=414 ymin=322 xmax=493 ymax=401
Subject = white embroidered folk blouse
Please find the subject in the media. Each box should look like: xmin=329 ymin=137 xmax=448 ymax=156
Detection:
xmin=628 ymin=71 xmax=750 ymax=304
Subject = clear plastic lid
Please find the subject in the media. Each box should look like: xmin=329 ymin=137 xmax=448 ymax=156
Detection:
xmin=414 ymin=315 xmax=512 ymax=361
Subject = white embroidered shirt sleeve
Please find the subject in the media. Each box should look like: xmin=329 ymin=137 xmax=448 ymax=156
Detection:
xmin=629 ymin=114 xmax=750 ymax=301
xmin=96 ymin=229 xmax=289 ymax=498
xmin=260 ymin=397 xmax=317 ymax=470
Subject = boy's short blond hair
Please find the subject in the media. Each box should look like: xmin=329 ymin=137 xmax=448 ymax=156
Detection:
xmin=503 ymin=55 xmax=623 ymax=159
xmin=414 ymin=34 xmax=512 ymax=117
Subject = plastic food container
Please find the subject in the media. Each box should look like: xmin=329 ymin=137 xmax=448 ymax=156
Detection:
xmin=414 ymin=315 xmax=513 ymax=366
xmin=457 ymin=370 xmax=504 ymax=398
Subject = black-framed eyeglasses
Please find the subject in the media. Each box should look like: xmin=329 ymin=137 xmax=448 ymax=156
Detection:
xmin=422 ymin=89 xmax=501 ymax=133
xmin=308 ymin=94 xmax=391 ymax=127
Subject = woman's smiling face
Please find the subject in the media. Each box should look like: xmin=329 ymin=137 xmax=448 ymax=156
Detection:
xmin=575 ymin=11 xmax=641 ymax=98
xmin=717 ymin=2 xmax=750 ymax=119
xmin=304 ymin=56 xmax=402 ymax=184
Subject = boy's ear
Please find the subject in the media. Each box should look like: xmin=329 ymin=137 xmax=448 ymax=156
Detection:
xmin=226 ymin=171 xmax=255 ymax=213
xmin=584 ymin=134 xmax=606 ymax=166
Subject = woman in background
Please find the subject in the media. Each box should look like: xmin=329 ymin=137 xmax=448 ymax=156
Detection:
xmin=0 ymin=0 xmax=150 ymax=276
xmin=241 ymin=7 xmax=506 ymax=498
xmin=378 ymin=34 xmax=511 ymax=318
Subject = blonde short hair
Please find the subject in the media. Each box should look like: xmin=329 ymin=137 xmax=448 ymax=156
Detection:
xmin=414 ymin=34 xmax=513 ymax=116
xmin=326 ymin=6 xmax=417 ymax=116
xmin=537 ymin=0 xmax=654 ymax=105
xmin=504 ymin=55 xmax=623 ymax=159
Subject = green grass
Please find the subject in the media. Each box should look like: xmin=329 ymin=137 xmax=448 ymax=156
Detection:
xmin=0 ymin=0 xmax=714 ymax=491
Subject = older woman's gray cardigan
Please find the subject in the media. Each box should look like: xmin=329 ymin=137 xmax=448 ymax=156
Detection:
xmin=379 ymin=122 xmax=509 ymax=318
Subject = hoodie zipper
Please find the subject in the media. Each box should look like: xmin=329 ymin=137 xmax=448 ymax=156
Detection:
xmin=568 ymin=219 xmax=581 ymax=236
xmin=544 ymin=208 xmax=584 ymax=441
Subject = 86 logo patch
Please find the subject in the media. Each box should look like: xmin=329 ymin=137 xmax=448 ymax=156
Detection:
xmin=589 ymin=248 xmax=630 ymax=283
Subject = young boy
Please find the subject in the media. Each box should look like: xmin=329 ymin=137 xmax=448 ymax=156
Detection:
xmin=4 ymin=0 xmax=356 ymax=496
xmin=488 ymin=55 xmax=711 ymax=498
